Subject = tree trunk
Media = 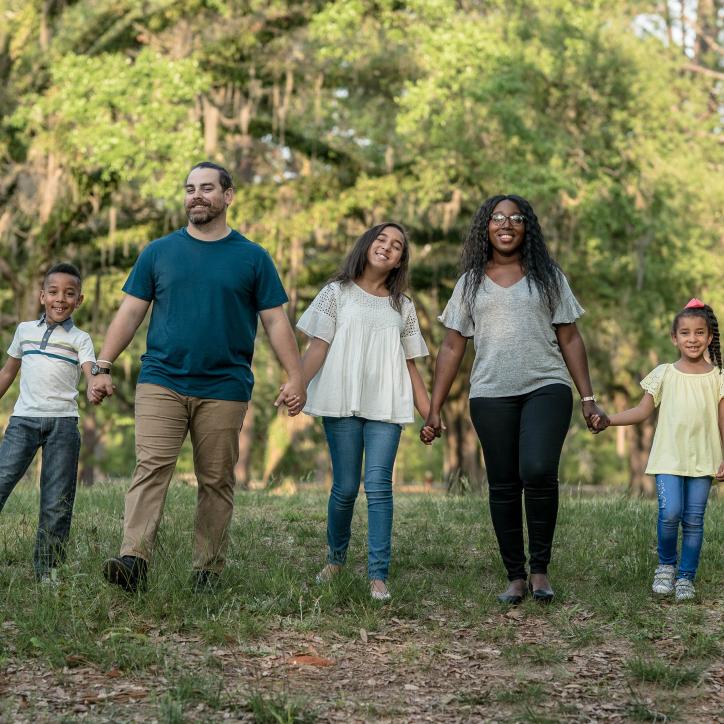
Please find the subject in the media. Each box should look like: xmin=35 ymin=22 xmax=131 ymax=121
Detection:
xmin=79 ymin=406 xmax=98 ymax=487
xmin=234 ymin=402 xmax=255 ymax=488
xmin=627 ymin=416 xmax=656 ymax=497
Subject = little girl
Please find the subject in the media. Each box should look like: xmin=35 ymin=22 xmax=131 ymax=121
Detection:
xmin=293 ymin=222 xmax=430 ymax=601
xmin=593 ymin=299 xmax=723 ymax=601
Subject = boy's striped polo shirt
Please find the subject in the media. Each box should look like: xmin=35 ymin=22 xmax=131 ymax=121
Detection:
xmin=6 ymin=315 xmax=95 ymax=417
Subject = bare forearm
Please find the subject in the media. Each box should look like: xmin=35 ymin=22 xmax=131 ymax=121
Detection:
xmin=608 ymin=407 xmax=651 ymax=426
xmin=266 ymin=320 xmax=303 ymax=383
xmin=430 ymin=332 xmax=466 ymax=413
xmin=98 ymin=296 xmax=150 ymax=362
xmin=407 ymin=359 xmax=430 ymax=418
xmin=81 ymin=361 xmax=94 ymax=390
xmin=606 ymin=392 xmax=656 ymax=427
xmin=0 ymin=358 xmax=21 ymax=399
xmin=301 ymin=339 xmax=329 ymax=385
xmin=557 ymin=329 xmax=593 ymax=398
xmin=98 ymin=319 xmax=140 ymax=361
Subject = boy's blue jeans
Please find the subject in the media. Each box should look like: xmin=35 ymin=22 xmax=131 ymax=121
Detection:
xmin=322 ymin=417 xmax=401 ymax=581
xmin=0 ymin=416 xmax=81 ymax=578
xmin=655 ymin=474 xmax=711 ymax=581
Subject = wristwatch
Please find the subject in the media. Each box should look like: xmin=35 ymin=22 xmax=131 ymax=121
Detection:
xmin=581 ymin=395 xmax=596 ymax=403
xmin=91 ymin=363 xmax=112 ymax=376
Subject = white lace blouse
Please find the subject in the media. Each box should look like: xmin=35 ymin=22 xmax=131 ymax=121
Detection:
xmin=297 ymin=282 xmax=429 ymax=424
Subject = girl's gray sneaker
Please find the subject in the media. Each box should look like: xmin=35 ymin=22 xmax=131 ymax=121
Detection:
xmin=652 ymin=564 xmax=675 ymax=594
xmin=674 ymin=578 xmax=696 ymax=601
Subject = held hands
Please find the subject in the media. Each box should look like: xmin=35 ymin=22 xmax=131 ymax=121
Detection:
xmin=583 ymin=400 xmax=609 ymax=433
xmin=420 ymin=410 xmax=443 ymax=445
xmin=274 ymin=379 xmax=307 ymax=416
xmin=87 ymin=374 xmax=114 ymax=406
xmin=716 ymin=461 xmax=724 ymax=482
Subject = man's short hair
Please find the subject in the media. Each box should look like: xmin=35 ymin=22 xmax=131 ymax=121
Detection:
xmin=44 ymin=262 xmax=82 ymax=288
xmin=189 ymin=162 xmax=234 ymax=191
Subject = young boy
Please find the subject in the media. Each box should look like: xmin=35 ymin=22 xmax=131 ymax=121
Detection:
xmin=0 ymin=263 xmax=99 ymax=583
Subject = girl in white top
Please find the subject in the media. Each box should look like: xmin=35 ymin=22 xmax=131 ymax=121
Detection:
xmin=593 ymin=299 xmax=723 ymax=601
xmin=295 ymin=222 xmax=430 ymax=601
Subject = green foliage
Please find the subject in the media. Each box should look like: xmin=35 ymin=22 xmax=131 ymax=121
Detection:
xmin=0 ymin=0 xmax=720 ymax=484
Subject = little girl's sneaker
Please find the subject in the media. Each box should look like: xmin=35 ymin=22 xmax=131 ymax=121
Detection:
xmin=652 ymin=565 xmax=675 ymax=595
xmin=370 ymin=580 xmax=391 ymax=601
xmin=675 ymin=578 xmax=696 ymax=601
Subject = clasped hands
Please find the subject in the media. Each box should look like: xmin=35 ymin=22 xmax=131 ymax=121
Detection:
xmin=419 ymin=401 xmax=611 ymax=444
xmin=87 ymin=375 xmax=114 ymax=406
xmin=274 ymin=379 xmax=307 ymax=416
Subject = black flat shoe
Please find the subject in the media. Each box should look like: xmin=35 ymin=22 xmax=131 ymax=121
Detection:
xmin=528 ymin=581 xmax=554 ymax=603
xmin=496 ymin=591 xmax=525 ymax=605
xmin=496 ymin=582 xmax=528 ymax=605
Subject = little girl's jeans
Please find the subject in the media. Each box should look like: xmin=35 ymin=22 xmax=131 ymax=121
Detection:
xmin=655 ymin=474 xmax=711 ymax=581
xmin=322 ymin=416 xmax=401 ymax=581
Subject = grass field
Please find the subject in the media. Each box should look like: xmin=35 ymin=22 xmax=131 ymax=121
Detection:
xmin=0 ymin=482 xmax=721 ymax=722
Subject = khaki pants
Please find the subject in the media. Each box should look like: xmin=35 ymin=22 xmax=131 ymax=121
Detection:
xmin=120 ymin=383 xmax=248 ymax=572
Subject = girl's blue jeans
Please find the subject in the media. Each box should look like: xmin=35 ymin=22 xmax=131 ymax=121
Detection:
xmin=655 ymin=474 xmax=711 ymax=581
xmin=322 ymin=416 xmax=401 ymax=581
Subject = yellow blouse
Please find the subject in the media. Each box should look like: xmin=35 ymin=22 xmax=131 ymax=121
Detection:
xmin=642 ymin=364 xmax=724 ymax=477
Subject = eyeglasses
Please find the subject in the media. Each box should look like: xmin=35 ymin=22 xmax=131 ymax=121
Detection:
xmin=489 ymin=213 xmax=526 ymax=226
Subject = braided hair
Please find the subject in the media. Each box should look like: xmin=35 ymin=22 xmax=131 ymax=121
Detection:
xmin=460 ymin=195 xmax=562 ymax=314
xmin=672 ymin=304 xmax=722 ymax=369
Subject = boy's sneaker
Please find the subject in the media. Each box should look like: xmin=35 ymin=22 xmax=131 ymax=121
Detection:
xmin=651 ymin=564 xmax=675 ymax=595
xmin=38 ymin=569 xmax=60 ymax=588
xmin=103 ymin=555 xmax=148 ymax=593
xmin=675 ymin=578 xmax=696 ymax=601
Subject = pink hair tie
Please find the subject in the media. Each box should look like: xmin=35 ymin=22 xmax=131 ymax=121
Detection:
xmin=685 ymin=298 xmax=706 ymax=309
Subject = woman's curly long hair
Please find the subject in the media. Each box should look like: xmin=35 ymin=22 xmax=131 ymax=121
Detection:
xmin=461 ymin=195 xmax=562 ymax=314
xmin=331 ymin=222 xmax=410 ymax=313
xmin=671 ymin=304 xmax=722 ymax=369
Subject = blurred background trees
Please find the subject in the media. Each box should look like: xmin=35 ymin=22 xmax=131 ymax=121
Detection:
xmin=0 ymin=0 xmax=721 ymax=494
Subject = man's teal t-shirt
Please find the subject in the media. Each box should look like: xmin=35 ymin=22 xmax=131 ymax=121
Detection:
xmin=123 ymin=227 xmax=288 ymax=401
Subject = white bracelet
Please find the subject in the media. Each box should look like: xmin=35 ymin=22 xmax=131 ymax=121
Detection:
xmin=581 ymin=395 xmax=596 ymax=403
xmin=97 ymin=359 xmax=113 ymax=367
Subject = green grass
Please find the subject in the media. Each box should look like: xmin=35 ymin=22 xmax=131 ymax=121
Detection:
xmin=0 ymin=482 xmax=721 ymax=721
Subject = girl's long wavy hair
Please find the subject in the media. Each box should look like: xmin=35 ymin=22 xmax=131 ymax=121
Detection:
xmin=461 ymin=195 xmax=562 ymax=314
xmin=331 ymin=222 xmax=410 ymax=313
xmin=672 ymin=304 xmax=722 ymax=369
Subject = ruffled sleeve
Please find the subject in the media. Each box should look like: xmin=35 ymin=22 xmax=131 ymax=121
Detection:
xmin=640 ymin=364 xmax=669 ymax=407
xmin=400 ymin=299 xmax=429 ymax=359
xmin=552 ymin=272 xmax=584 ymax=325
xmin=438 ymin=275 xmax=475 ymax=338
xmin=296 ymin=283 xmax=338 ymax=343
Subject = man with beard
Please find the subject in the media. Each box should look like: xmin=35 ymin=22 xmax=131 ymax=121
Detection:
xmin=91 ymin=161 xmax=305 ymax=593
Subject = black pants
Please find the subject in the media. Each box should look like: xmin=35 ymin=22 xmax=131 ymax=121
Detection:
xmin=470 ymin=384 xmax=572 ymax=581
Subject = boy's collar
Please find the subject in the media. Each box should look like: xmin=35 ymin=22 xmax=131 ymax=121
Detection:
xmin=37 ymin=313 xmax=74 ymax=331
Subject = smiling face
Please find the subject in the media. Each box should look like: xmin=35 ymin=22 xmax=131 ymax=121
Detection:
xmin=184 ymin=167 xmax=233 ymax=226
xmin=365 ymin=225 xmax=406 ymax=274
xmin=40 ymin=272 xmax=83 ymax=324
xmin=487 ymin=199 xmax=526 ymax=258
xmin=672 ymin=314 xmax=713 ymax=363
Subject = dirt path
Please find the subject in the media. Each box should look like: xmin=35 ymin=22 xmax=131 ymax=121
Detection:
xmin=2 ymin=610 xmax=722 ymax=722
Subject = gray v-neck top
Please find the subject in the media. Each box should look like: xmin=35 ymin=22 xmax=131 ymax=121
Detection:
xmin=439 ymin=271 xmax=583 ymax=398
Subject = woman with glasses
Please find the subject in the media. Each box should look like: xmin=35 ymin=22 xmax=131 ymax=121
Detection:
xmin=421 ymin=194 xmax=607 ymax=604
